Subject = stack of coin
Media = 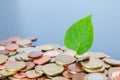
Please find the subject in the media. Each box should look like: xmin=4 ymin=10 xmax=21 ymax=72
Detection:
xmin=0 ymin=36 xmax=120 ymax=80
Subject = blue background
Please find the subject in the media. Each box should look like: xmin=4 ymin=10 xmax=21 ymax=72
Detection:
xmin=0 ymin=0 xmax=120 ymax=59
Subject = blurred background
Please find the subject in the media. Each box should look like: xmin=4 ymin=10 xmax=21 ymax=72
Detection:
xmin=0 ymin=0 xmax=120 ymax=59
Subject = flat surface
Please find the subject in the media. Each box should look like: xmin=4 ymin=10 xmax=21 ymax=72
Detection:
xmin=0 ymin=0 xmax=120 ymax=59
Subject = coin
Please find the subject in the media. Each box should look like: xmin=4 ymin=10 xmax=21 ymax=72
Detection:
xmin=16 ymin=39 xmax=32 ymax=46
xmin=21 ymin=62 xmax=35 ymax=72
xmin=72 ymin=72 xmax=86 ymax=80
xmin=63 ymin=71 xmax=73 ymax=79
xmin=28 ymin=51 xmax=43 ymax=58
xmin=86 ymin=52 xmax=109 ymax=58
xmin=0 ymin=54 xmax=8 ymax=64
xmin=33 ymin=55 xmax=51 ymax=65
xmin=14 ymin=72 xmax=26 ymax=79
xmin=0 ymin=69 xmax=16 ymax=76
xmin=77 ymin=55 xmax=89 ymax=61
xmin=20 ymin=52 xmax=33 ymax=61
xmin=63 ymin=49 xmax=76 ymax=57
xmin=104 ymin=58 xmax=120 ymax=65
xmin=43 ymin=63 xmax=64 ymax=76
xmin=55 ymin=54 xmax=76 ymax=66
xmin=114 ymin=75 xmax=120 ymax=80
xmin=9 ymin=36 xmax=21 ymax=42
xmin=108 ymin=67 xmax=120 ymax=79
xmin=0 ymin=50 xmax=9 ymax=55
xmin=84 ymin=73 xmax=107 ymax=80
xmin=111 ymin=71 xmax=120 ymax=79
xmin=0 ymin=46 xmax=5 ymax=50
xmin=5 ymin=44 xmax=19 ymax=51
xmin=25 ymin=70 xmax=43 ymax=78
xmin=52 ymin=76 xmax=70 ymax=80
xmin=81 ymin=57 xmax=103 ymax=69
xmin=0 ymin=60 xmax=13 ymax=69
xmin=39 ymin=44 xmax=54 ymax=51
xmin=9 ymin=51 xmax=17 ymax=56
xmin=44 ymin=50 xmax=61 ymax=57
xmin=17 ymin=47 xmax=40 ymax=53
xmin=83 ymin=66 xmax=104 ymax=73
xmin=6 ymin=61 xmax=26 ymax=72
xmin=35 ymin=65 xmax=43 ymax=73
xmin=68 ymin=63 xmax=84 ymax=74
xmin=27 ymin=36 xmax=37 ymax=41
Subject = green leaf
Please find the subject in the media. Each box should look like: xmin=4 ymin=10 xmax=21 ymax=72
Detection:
xmin=64 ymin=15 xmax=94 ymax=55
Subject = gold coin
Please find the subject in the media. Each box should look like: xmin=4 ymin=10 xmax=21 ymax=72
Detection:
xmin=0 ymin=69 xmax=16 ymax=76
xmin=52 ymin=76 xmax=70 ymax=80
xmin=63 ymin=49 xmax=76 ymax=57
xmin=25 ymin=70 xmax=43 ymax=78
xmin=84 ymin=73 xmax=107 ymax=80
xmin=8 ymin=55 xmax=17 ymax=61
xmin=9 ymin=51 xmax=17 ymax=56
xmin=55 ymin=54 xmax=76 ymax=65
xmin=0 ymin=55 xmax=8 ymax=64
xmin=83 ymin=66 xmax=104 ymax=73
xmin=104 ymin=58 xmax=120 ymax=65
xmin=43 ymin=63 xmax=64 ymax=76
xmin=39 ymin=44 xmax=54 ymax=51
xmin=16 ymin=39 xmax=32 ymax=46
xmin=0 ymin=46 xmax=5 ymax=50
xmin=35 ymin=65 xmax=43 ymax=73
xmin=6 ymin=61 xmax=26 ymax=72
xmin=20 ymin=52 xmax=32 ymax=61
xmin=102 ymin=62 xmax=111 ymax=69
xmin=8 ymin=77 xmax=21 ymax=80
xmin=17 ymin=47 xmax=40 ymax=53
xmin=81 ymin=57 xmax=103 ymax=69
xmin=86 ymin=52 xmax=109 ymax=58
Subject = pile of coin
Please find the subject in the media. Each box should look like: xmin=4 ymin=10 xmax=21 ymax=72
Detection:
xmin=0 ymin=36 xmax=120 ymax=80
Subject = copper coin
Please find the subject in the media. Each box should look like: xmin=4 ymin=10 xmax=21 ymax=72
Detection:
xmin=34 ymin=55 xmax=51 ymax=65
xmin=27 ymin=36 xmax=37 ymax=41
xmin=21 ymin=62 xmax=35 ymax=72
xmin=0 ymin=50 xmax=9 ymax=55
xmin=114 ymin=75 xmax=120 ymax=80
xmin=72 ymin=72 xmax=86 ymax=80
xmin=14 ymin=72 xmax=26 ymax=79
xmin=28 ymin=51 xmax=43 ymax=58
xmin=63 ymin=71 xmax=73 ymax=79
xmin=9 ymin=36 xmax=21 ymax=42
xmin=0 ymin=40 xmax=11 ymax=46
xmin=68 ymin=63 xmax=83 ymax=74
xmin=112 ymin=71 xmax=120 ymax=79
xmin=5 ymin=44 xmax=19 ymax=51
